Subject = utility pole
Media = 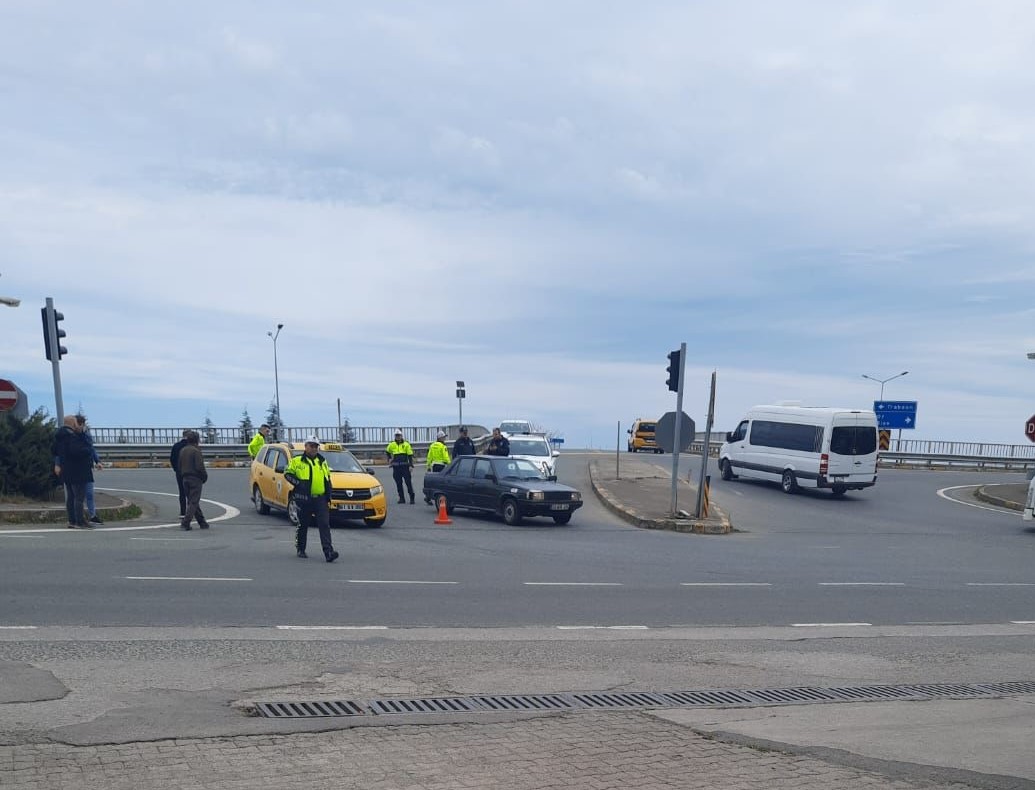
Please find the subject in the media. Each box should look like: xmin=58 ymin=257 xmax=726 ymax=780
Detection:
xmin=669 ymin=342 xmax=686 ymax=517
xmin=695 ymin=371 xmax=716 ymax=518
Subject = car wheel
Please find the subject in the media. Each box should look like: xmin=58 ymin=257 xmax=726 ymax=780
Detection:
xmin=719 ymin=459 xmax=734 ymax=481
xmin=253 ymin=485 xmax=271 ymax=515
xmin=552 ymin=513 xmax=572 ymax=525
xmin=364 ymin=517 xmax=385 ymax=527
xmin=287 ymin=495 xmax=301 ymax=527
xmin=501 ymin=498 xmax=522 ymax=526
xmin=831 ymin=485 xmax=847 ymax=497
xmin=781 ymin=470 xmax=799 ymax=494
xmin=631 ymin=447 xmax=637 ymax=453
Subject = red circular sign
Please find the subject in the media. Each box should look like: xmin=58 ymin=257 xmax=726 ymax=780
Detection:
xmin=0 ymin=379 xmax=16 ymax=412
xmin=1027 ymin=414 xmax=1035 ymax=444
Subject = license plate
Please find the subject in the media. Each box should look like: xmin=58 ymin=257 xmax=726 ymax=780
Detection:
xmin=550 ymin=504 xmax=570 ymax=511
xmin=832 ymin=476 xmax=846 ymax=482
xmin=337 ymin=504 xmax=365 ymax=511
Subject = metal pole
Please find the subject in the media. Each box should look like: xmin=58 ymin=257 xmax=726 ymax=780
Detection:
xmin=337 ymin=398 xmax=342 ymax=440
xmin=616 ymin=420 xmax=620 ymax=479
xmin=459 ymin=397 xmax=463 ymax=428
xmin=45 ymin=298 xmax=64 ymax=422
xmin=670 ymin=341 xmax=687 ymax=516
xmin=273 ymin=338 xmax=281 ymax=426
xmin=695 ymin=371 xmax=716 ymax=518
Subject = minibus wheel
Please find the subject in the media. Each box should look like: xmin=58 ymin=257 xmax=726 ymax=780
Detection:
xmin=781 ymin=470 xmax=799 ymax=494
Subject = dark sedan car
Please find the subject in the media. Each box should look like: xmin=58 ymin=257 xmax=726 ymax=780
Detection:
xmin=422 ymin=456 xmax=583 ymax=525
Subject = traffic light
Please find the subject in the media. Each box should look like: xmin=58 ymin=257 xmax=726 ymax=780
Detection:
xmin=41 ymin=305 xmax=67 ymax=361
xmin=666 ymin=349 xmax=681 ymax=392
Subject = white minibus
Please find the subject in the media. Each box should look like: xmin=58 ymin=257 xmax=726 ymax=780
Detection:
xmin=718 ymin=405 xmax=878 ymax=496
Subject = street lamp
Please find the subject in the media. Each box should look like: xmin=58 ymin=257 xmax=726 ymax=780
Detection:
xmin=861 ymin=370 xmax=909 ymax=401
xmin=456 ymin=380 xmax=466 ymax=427
xmin=267 ymin=323 xmax=283 ymax=434
xmin=1027 ymin=352 xmax=1035 ymax=360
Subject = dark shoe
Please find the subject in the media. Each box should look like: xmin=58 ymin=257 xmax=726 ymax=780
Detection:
xmin=78 ymin=522 xmax=93 ymax=529
xmin=89 ymin=515 xmax=104 ymax=524
xmin=67 ymin=523 xmax=78 ymax=529
xmin=180 ymin=524 xmax=192 ymax=531
xmin=198 ymin=522 xmax=210 ymax=530
xmin=397 ymin=498 xmax=406 ymax=504
xmin=179 ymin=512 xmax=186 ymax=518
xmin=325 ymin=550 xmax=339 ymax=563
xmin=409 ymin=497 xmax=415 ymax=504
xmin=297 ymin=550 xmax=307 ymax=559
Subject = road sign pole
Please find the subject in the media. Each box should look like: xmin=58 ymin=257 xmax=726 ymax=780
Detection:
xmin=45 ymin=297 xmax=64 ymax=422
xmin=670 ymin=342 xmax=686 ymax=516
xmin=695 ymin=370 xmax=716 ymax=518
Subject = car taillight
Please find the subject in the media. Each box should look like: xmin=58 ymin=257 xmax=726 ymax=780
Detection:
xmin=820 ymin=453 xmax=829 ymax=476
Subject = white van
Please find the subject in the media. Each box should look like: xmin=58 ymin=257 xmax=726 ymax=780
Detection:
xmin=718 ymin=405 xmax=878 ymax=496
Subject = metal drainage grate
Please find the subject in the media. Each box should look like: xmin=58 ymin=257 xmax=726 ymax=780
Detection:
xmin=252 ymin=681 xmax=1035 ymax=719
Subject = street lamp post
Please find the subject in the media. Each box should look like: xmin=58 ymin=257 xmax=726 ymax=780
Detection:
xmin=456 ymin=380 xmax=466 ymax=428
xmin=268 ymin=324 xmax=283 ymax=437
xmin=861 ymin=370 xmax=909 ymax=401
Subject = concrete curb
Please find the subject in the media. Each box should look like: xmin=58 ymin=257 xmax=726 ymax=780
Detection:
xmin=974 ymin=486 xmax=1024 ymax=512
xmin=0 ymin=497 xmax=138 ymax=526
xmin=589 ymin=462 xmax=732 ymax=535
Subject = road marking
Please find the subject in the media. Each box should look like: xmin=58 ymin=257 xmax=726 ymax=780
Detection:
xmin=680 ymin=583 xmax=772 ymax=587
xmin=0 ymin=626 xmax=37 ymax=630
xmin=524 ymin=582 xmax=623 ymax=587
xmin=907 ymin=621 xmax=965 ymax=625
xmin=131 ymin=537 xmax=201 ymax=542
xmin=819 ymin=582 xmax=905 ymax=586
xmin=1010 ymin=621 xmax=1035 ymax=625
xmin=346 ymin=580 xmax=458 ymax=585
xmin=791 ymin=622 xmax=872 ymax=627
xmin=124 ymin=576 xmax=252 ymax=582
xmin=275 ymin=625 xmax=389 ymax=630
xmin=556 ymin=625 xmax=649 ymax=630
xmin=0 ymin=535 xmax=46 ymax=539
xmin=936 ymin=485 xmax=1019 ymax=516
xmin=967 ymin=583 xmax=1035 ymax=587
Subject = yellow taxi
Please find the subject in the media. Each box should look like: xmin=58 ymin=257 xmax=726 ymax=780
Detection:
xmin=627 ymin=418 xmax=662 ymax=453
xmin=250 ymin=441 xmax=388 ymax=527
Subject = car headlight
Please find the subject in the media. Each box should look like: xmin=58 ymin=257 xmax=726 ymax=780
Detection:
xmin=371 ymin=485 xmax=383 ymax=496
xmin=528 ymin=491 xmax=545 ymax=501
xmin=570 ymin=492 xmax=581 ymax=501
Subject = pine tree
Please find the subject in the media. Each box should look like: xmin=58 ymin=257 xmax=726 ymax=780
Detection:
xmin=239 ymin=408 xmax=254 ymax=444
xmin=202 ymin=412 xmax=217 ymax=444
xmin=265 ymin=399 xmax=284 ymax=440
xmin=340 ymin=417 xmax=356 ymax=443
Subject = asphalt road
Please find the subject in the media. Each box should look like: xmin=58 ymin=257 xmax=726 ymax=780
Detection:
xmin=1 ymin=455 xmax=1032 ymax=628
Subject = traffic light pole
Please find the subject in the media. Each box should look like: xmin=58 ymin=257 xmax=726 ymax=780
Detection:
xmin=670 ymin=341 xmax=686 ymax=517
xmin=44 ymin=297 xmax=65 ymax=422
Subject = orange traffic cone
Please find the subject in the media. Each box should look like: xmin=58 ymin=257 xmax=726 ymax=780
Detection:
xmin=434 ymin=496 xmax=453 ymax=525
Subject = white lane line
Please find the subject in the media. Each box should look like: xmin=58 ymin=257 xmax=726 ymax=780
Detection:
xmin=680 ymin=583 xmax=772 ymax=587
xmin=791 ymin=622 xmax=872 ymax=627
xmin=556 ymin=625 xmax=649 ymax=630
xmin=967 ymin=583 xmax=1035 ymax=587
xmin=1011 ymin=621 xmax=1035 ymax=624
xmin=936 ymin=485 xmax=1018 ymax=516
xmin=124 ymin=576 xmax=252 ymax=582
xmin=907 ymin=621 xmax=965 ymax=625
xmin=819 ymin=582 xmax=905 ymax=586
xmin=131 ymin=537 xmax=201 ymax=542
xmin=0 ymin=626 xmax=37 ymax=630
xmin=346 ymin=580 xmax=458 ymax=585
xmin=0 ymin=535 xmax=46 ymax=539
xmin=524 ymin=582 xmax=623 ymax=587
xmin=275 ymin=625 xmax=389 ymax=631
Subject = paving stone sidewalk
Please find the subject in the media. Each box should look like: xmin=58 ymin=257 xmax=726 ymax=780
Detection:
xmin=0 ymin=712 xmax=979 ymax=790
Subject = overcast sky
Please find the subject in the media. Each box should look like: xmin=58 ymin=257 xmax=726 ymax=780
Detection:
xmin=2 ymin=1 xmax=1035 ymax=447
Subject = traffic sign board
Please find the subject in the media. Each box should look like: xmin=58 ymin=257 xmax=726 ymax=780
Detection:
xmin=550 ymin=437 xmax=564 ymax=444
xmin=0 ymin=379 xmax=17 ymax=412
xmin=874 ymin=400 xmax=917 ymax=430
xmin=1026 ymin=415 xmax=1035 ymax=444
xmin=656 ymin=410 xmax=694 ymax=454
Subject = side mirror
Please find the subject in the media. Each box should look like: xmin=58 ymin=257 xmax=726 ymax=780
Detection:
xmin=725 ymin=432 xmax=734 ymax=442
xmin=552 ymin=450 xmax=560 ymax=458
xmin=548 ymin=475 xmax=558 ymax=482
xmin=627 ymin=428 xmax=632 ymax=434
xmin=365 ymin=467 xmax=376 ymax=475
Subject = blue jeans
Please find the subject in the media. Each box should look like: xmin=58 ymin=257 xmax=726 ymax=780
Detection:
xmin=85 ymin=481 xmax=96 ymax=517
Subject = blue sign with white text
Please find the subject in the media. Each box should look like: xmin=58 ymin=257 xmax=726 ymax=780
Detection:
xmin=550 ymin=437 xmax=565 ymax=444
xmin=873 ymin=401 xmax=917 ymax=430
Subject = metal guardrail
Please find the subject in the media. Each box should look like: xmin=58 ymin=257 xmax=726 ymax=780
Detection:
xmin=89 ymin=424 xmax=490 ymax=446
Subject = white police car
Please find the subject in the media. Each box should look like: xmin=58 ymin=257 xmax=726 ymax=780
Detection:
xmin=507 ymin=434 xmax=560 ymax=478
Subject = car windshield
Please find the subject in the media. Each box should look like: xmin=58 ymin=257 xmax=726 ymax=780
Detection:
xmin=500 ymin=422 xmax=530 ymax=434
xmin=509 ymin=439 xmax=550 ymax=456
xmin=496 ymin=458 xmax=549 ymax=480
xmin=313 ymin=450 xmax=365 ymax=473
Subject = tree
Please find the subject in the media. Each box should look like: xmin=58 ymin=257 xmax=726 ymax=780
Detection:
xmin=239 ymin=408 xmax=254 ymax=444
xmin=265 ymin=399 xmax=284 ymax=441
xmin=340 ymin=416 xmax=356 ymax=443
xmin=202 ymin=412 xmax=217 ymax=444
xmin=0 ymin=409 xmax=59 ymax=500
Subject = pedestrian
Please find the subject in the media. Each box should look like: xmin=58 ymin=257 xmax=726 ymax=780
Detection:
xmin=75 ymin=415 xmax=104 ymax=525
xmin=485 ymin=427 xmax=510 ymax=457
xmin=170 ymin=429 xmax=190 ymax=518
xmin=453 ymin=426 xmax=475 ymax=457
xmin=248 ymin=424 xmax=271 ymax=459
xmin=385 ymin=429 xmax=416 ymax=504
xmin=424 ymin=430 xmax=451 ymax=504
xmin=284 ymin=437 xmax=339 ymax=562
xmin=178 ymin=430 xmax=210 ymax=531
xmin=51 ymin=415 xmax=94 ymax=529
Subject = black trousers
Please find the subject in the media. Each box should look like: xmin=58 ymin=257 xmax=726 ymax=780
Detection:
xmin=63 ymin=481 xmax=87 ymax=526
xmin=295 ymin=495 xmax=333 ymax=555
xmin=175 ymin=472 xmax=186 ymax=516
xmin=392 ymin=465 xmax=414 ymax=500
xmin=181 ymin=476 xmax=207 ymax=527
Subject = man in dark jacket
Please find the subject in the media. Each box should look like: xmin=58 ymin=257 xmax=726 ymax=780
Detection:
xmin=52 ymin=415 xmax=94 ymax=529
xmin=170 ymin=429 xmax=190 ymax=518
xmin=178 ymin=431 xmax=210 ymax=531
xmin=485 ymin=427 xmax=510 ymax=457
xmin=453 ymin=426 xmax=476 ymax=457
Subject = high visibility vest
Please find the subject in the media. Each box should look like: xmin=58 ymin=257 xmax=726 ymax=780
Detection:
xmin=426 ymin=441 xmax=450 ymax=467
xmin=284 ymin=453 xmax=330 ymax=496
xmin=386 ymin=440 xmax=414 ymax=466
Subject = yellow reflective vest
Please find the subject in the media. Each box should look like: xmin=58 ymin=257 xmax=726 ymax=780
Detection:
xmin=284 ymin=453 xmax=330 ymax=497
xmin=426 ymin=441 xmax=451 ymax=468
xmin=248 ymin=432 xmax=266 ymax=458
xmin=386 ymin=440 xmax=414 ymax=467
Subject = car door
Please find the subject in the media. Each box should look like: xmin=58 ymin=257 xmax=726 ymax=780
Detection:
xmin=471 ymin=458 xmax=498 ymax=511
xmin=255 ymin=447 xmax=280 ymax=506
xmin=269 ymin=449 xmax=290 ymax=508
xmin=442 ymin=457 xmax=477 ymax=508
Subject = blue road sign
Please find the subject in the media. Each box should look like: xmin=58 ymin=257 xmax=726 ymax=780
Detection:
xmin=874 ymin=400 xmax=917 ymax=430
xmin=550 ymin=437 xmax=565 ymax=444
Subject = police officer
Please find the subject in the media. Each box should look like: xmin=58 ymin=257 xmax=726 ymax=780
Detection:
xmin=486 ymin=427 xmax=510 ymax=456
xmin=385 ymin=430 xmax=415 ymax=504
xmin=284 ymin=438 xmax=339 ymax=562
xmin=424 ymin=430 xmax=451 ymax=504
xmin=453 ymin=426 xmax=475 ymax=457
xmin=248 ymin=424 xmax=271 ymax=459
